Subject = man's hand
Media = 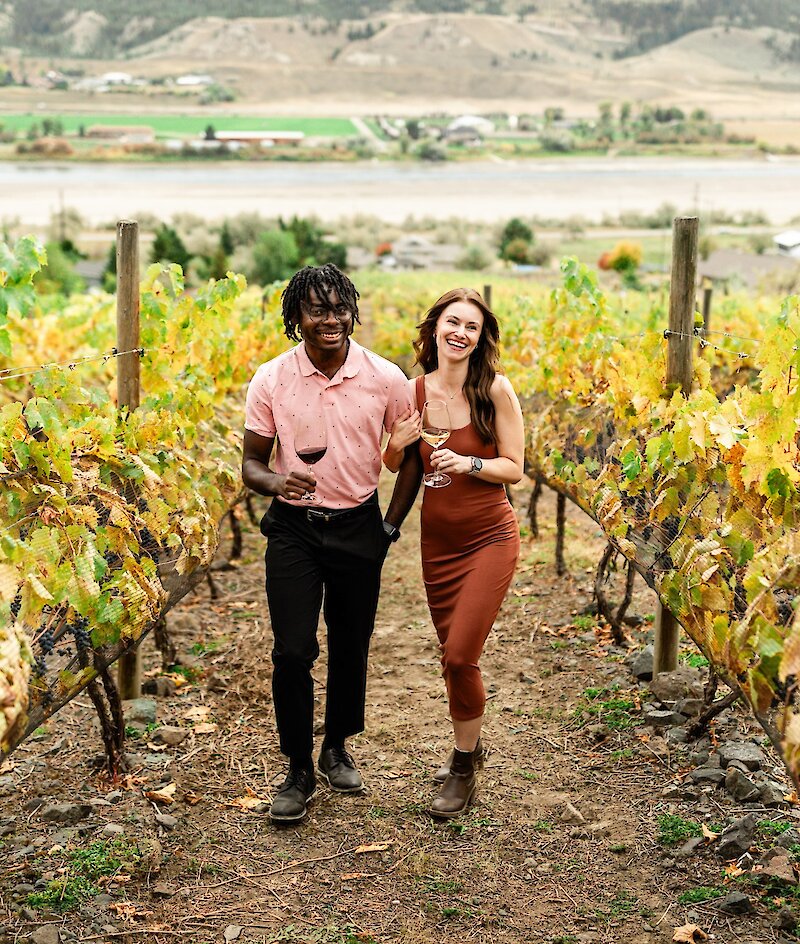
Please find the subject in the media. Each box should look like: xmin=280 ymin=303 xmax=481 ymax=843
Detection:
xmin=278 ymin=470 xmax=317 ymax=501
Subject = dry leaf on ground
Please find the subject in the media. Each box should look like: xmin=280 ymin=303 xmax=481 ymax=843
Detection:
xmin=673 ymin=923 xmax=708 ymax=943
xmin=144 ymin=782 xmax=177 ymax=805
xmin=701 ymin=823 xmax=719 ymax=840
xmin=184 ymin=705 xmax=212 ymax=722
xmin=229 ymin=794 xmax=269 ymax=811
xmin=355 ymin=841 xmax=394 ymax=854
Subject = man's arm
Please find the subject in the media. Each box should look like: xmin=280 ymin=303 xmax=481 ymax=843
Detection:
xmin=384 ymin=444 xmax=422 ymax=529
xmin=242 ymin=429 xmax=315 ymax=500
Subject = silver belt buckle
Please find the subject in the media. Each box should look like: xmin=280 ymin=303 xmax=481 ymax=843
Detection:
xmin=306 ymin=508 xmax=331 ymax=524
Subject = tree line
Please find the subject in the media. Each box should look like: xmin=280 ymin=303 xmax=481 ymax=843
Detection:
xmin=591 ymin=0 xmax=800 ymax=58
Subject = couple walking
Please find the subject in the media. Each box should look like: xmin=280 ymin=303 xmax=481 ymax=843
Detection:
xmin=242 ymin=264 xmax=524 ymax=824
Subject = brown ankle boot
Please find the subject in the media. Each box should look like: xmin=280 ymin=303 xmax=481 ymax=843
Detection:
xmin=433 ymin=739 xmax=484 ymax=784
xmin=429 ymin=747 xmax=476 ymax=819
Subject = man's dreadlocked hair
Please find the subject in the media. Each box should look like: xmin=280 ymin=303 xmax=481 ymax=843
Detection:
xmin=281 ymin=264 xmax=361 ymax=341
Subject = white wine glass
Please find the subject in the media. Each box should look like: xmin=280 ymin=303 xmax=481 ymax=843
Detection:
xmin=421 ymin=399 xmax=451 ymax=488
xmin=294 ymin=412 xmax=327 ymax=504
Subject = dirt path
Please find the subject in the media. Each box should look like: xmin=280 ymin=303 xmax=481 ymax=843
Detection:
xmin=0 ymin=477 xmax=796 ymax=944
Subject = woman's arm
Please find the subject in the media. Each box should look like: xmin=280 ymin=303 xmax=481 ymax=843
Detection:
xmin=382 ymin=405 xmax=422 ymax=473
xmin=430 ymin=375 xmax=525 ymax=485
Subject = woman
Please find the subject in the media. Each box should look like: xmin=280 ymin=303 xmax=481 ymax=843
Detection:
xmin=383 ymin=287 xmax=525 ymax=818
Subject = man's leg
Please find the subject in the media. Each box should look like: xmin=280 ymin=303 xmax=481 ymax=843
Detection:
xmin=264 ymin=507 xmax=324 ymax=762
xmin=320 ymin=509 xmax=386 ymax=749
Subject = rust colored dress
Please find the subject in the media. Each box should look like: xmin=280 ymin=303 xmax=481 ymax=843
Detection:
xmin=415 ymin=376 xmax=520 ymax=721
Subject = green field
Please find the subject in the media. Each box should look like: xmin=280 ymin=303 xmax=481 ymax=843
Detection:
xmin=0 ymin=113 xmax=358 ymax=138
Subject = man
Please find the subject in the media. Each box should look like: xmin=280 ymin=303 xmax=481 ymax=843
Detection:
xmin=242 ymin=263 xmax=420 ymax=824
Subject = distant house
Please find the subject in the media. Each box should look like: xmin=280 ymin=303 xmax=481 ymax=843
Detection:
xmin=699 ymin=249 xmax=798 ymax=289
xmin=212 ymin=130 xmax=304 ymax=146
xmin=100 ymin=72 xmax=134 ymax=85
xmin=441 ymin=125 xmax=483 ymax=146
xmin=447 ymin=115 xmax=495 ymax=135
xmin=86 ymin=125 xmax=155 ymax=143
xmin=175 ymin=74 xmax=214 ymax=87
xmin=389 ymin=235 xmax=462 ymax=270
xmin=774 ymin=230 xmax=800 ymax=258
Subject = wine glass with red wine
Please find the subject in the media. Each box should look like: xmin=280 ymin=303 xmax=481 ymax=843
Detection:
xmin=294 ymin=412 xmax=327 ymax=504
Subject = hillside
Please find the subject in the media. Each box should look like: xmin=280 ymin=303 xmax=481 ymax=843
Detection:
xmin=2 ymin=5 xmax=800 ymax=118
xmin=2 ymin=0 xmax=799 ymax=58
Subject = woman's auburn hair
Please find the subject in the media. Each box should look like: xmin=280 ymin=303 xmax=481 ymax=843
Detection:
xmin=413 ymin=287 xmax=501 ymax=444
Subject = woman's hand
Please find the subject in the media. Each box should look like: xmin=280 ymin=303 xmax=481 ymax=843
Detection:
xmin=388 ymin=408 xmax=422 ymax=451
xmin=278 ymin=470 xmax=316 ymax=501
xmin=383 ymin=408 xmax=421 ymax=472
xmin=430 ymin=448 xmax=472 ymax=477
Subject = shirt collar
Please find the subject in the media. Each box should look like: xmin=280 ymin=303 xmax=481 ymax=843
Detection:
xmin=296 ymin=338 xmax=364 ymax=381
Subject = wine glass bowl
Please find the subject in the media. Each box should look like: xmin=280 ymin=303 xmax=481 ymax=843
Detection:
xmin=294 ymin=412 xmax=327 ymax=503
xmin=421 ymin=399 xmax=451 ymax=488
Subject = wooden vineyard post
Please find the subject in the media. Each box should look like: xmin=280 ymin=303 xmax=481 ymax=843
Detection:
xmin=701 ymin=279 xmax=712 ymax=340
xmin=653 ymin=216 xmax=698 ymax=676
xmin=483 ymin=284 xmax=492 ymax=309
xmin=116 ymin=221 xmax=142 ymax=700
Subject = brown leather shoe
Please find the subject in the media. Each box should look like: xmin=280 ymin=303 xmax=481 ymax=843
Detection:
xmin=429 ymin=748 xmax=476 ymax=819
xmin=433 ymin=739 xmax=484 ymax=784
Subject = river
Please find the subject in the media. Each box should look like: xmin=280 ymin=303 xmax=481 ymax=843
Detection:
xmin=1 ymin=156 xmax=799 ymax=226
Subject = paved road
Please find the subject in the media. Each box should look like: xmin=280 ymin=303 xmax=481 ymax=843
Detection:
xmin=2 ymin=156 xmax=799 ymax=225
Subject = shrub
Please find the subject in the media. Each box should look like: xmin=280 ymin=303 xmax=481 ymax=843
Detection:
xmin=150 ymin=224 xmax=190 ymax=270
xmin=252 ymin=229 xmax=299 ymax=285
xmin=503 ymin=238 xmax=532 ymax=265
xmin=456 ymin=245 xmax=490 ymax=270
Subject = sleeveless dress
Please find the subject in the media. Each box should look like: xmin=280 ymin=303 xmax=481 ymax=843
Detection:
xmin=415 ymin=375 xmax=520 ymax=721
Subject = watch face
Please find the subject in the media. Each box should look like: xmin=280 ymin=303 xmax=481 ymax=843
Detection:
xmin=472 ymin=457 xmax=483 ymax=473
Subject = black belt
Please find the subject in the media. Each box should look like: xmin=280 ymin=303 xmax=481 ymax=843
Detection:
xmin=278 ymin=492 xmax=378 ymax=525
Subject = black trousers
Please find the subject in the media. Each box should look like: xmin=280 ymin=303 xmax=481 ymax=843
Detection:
xmin=262 ymin=494 xmax=390 ymax=759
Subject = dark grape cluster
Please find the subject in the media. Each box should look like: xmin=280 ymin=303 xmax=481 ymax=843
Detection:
xmin=776 ymin=596 xmax=793 ymax=626
xmin=38 ymin=627 xmax=55 ymax=655
xmin=10 ymin=594 xmax=21 ymax=619
xmin=661 ymin=516 xmax=680 ymax=542
xmin=70 ymin=616 xmax=92 ymax=653
xmin=138 ymin=526 xmax=161 ymax=562
xmin=103 ymin=550 xmax=122 ymax=569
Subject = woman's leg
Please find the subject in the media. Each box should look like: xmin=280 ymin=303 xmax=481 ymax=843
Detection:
xmin=453 ymin=716 xmax=482 ymax=752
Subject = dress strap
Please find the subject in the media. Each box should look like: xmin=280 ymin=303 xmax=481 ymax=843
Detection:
xmin=414 ymin=374 xmax=426 ymax=412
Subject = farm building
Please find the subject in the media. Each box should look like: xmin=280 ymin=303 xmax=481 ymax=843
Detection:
xmin=774 ymin=230 xmax=800 ymax=258
xmin=85 ymin=125 xmax=155 ymax=143
xmin=699 ymin=248 xmax=798 ymax=290
xmin=211 ymin=130 xmax=304 ymax=146
xmin=175 ymin=74 xmax=214 ymax=87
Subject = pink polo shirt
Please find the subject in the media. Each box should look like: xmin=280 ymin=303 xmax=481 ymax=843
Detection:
xmin=245 ymin=339 xmax=413 ymax=509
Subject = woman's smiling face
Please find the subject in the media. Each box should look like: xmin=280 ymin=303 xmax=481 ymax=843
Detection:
xmin=435 ymin=300 xmax=484 ymax=363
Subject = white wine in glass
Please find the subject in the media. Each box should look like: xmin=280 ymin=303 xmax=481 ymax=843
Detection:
xmin=421 ymin=399 xmax=451 ymax=488
xmin=294 ymin=412 xmax=327 ymax=504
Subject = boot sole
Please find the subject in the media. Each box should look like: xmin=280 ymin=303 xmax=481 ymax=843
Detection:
xmin=317 ymin=768 xmax=365 ymax=794
xmin=428 ymin=785 xmax=477 ymax=820
xmin=269 ymin=790 xmax=316 ymax=823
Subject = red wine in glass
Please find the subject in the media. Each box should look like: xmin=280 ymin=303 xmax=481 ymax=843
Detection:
xmin=296 ymin=446 xmax=327 ymax=466
xmin=294 ymin=413 xmax=327 ymax=503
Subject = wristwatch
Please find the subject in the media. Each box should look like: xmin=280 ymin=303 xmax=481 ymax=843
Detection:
xmin=468 ymin=456 xmax=483 ymax=475
xmin=382 ymin=521 xmax=401 ymax=542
